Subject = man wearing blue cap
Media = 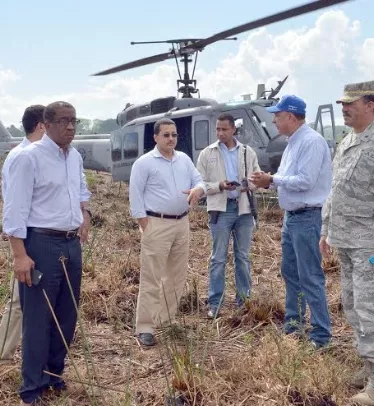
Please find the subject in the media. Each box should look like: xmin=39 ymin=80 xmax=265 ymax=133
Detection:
xmin=251 ymin=94 xmax=332 ymax=349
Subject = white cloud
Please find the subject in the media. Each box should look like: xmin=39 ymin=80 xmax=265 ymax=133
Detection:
xmin=357 ymin=38 xmax=374 ymax=78
xmin=0 ymin=10 xmax=373 ymax=127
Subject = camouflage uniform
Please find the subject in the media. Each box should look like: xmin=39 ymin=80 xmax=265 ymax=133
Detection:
xmin=322 ymin=118 xmax=374 ymax=361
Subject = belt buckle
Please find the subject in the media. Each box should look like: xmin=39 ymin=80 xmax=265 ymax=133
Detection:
xmin=66 ymin=230 xmax=76 ymax=239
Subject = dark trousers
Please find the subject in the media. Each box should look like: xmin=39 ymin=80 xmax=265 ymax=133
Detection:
xmin=18 ymin=230 xmax=82 ymax=403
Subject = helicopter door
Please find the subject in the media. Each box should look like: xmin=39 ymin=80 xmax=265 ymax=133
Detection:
xmin=192 ymin=115 xmax=210 ymax=163
xmin=223 ymin=108 xmax=270 ymax=172
xmin=111 ymin=125 xmax=143 ymax=182
xmin=313 ymin=104 xmax=337 ymax=156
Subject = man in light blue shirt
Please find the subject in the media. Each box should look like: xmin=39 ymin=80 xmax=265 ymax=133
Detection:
xmin=0 ymin=105 xmax=45 ymax=370
xmin=3 ymin=101 xmax=91 ymax=405
xmin=129 ymin=118 xmax=205 ymax=347
xmin=251 ymin=95 xmax=332 ymax=349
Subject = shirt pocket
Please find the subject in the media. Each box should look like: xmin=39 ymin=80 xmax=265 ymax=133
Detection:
xmin=346 ymin=149 xmax=374 ymax=189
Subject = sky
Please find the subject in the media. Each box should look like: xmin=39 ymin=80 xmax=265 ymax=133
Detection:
xmin=0 ymin=0 xmax=373 ymax=127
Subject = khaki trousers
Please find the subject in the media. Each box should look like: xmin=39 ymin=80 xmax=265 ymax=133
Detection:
xmin=135 ymin=215 xmax=189 ymax=334
xmin=0 ymin=276 xmax=22 ymax=361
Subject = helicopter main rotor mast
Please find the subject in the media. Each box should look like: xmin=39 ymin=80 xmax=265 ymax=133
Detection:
xmin=129 ymin=38 xmax=237 ymax=98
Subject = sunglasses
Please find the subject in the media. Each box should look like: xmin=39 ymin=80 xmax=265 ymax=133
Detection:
xmin=161 ymin=133 xmax=178 ymax=138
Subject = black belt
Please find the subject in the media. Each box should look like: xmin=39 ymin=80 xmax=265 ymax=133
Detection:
xmin=146 ymin=211 xmax=188 ymax=220
xmin=227 ymin=198 xmax=238 ymax=202
xmin=28 ymin=227 xmax=79 ymax=239
xmin=287 ymin=207 xmax=321 ymax=215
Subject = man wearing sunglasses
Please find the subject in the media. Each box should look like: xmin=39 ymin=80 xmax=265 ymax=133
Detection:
xmin=3 ymin=101 xmax=91 ymax=405
xmin=129 ymin=118 xmax=205 ymax=347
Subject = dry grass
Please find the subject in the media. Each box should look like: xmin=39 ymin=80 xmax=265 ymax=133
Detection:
xmin=0 ymin=171 xmax=362 ymax=405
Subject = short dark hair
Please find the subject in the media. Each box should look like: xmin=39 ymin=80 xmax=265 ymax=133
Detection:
xmin=22 ymin=105 xmax=45 ymax=135
xmin=44 ymin=101 xmax=75 ymax=123
xmin=154 ymin=118 xmax=176 ymax=135
xmin=363 ymin=95 xmax=374 ymax=104
xmin=217 ymin=113 xmax=235 ymax=127
xmin=292 ymin=113 xmax=306 ymax=121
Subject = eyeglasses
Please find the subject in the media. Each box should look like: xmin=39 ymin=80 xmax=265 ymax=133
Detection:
xmin=51 ymin=118 xmax=81 ymax=127
xmin=161 ymin=133 xmax=178 ymax=138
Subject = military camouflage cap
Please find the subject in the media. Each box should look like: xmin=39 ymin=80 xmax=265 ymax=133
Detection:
xmin=336 ymin=80 xmax=374 ymax=103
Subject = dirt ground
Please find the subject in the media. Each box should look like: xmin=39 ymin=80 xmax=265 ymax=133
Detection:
xmin=0 ymin=171 xmax=362 ymax=406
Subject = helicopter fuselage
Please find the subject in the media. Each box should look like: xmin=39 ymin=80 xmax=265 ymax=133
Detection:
xmin=110 ymin=97 xmax=289 ymax=182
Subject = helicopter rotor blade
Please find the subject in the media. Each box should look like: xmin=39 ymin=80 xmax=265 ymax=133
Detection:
xmin=92 ymin=0 xmax=352 ymax=76
xmin=92 ymin=51 xmax=174 ymax=76
xmin=181 ymin=0 xmax=352 ymax=51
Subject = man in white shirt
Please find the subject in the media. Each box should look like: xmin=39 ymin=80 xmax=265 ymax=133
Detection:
xmin=129 ymin=118 xmax=205 ymax=347
xmin=3 ymin=101 xmax=91 ymax=405
xmin=0 ymin=105 xmax=45 ymax=367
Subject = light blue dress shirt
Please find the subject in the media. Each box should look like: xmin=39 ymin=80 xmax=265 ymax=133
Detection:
xmin=3 ymin=135 xmax=91 ymax=238
xmin=272 ymin=124 xmax=332 ymax=211
xmin=219 ymin=140 xmax=240 ymax=199
xmin=1 ymin=137 xmax=31 ymax=200
xmin=129 ymin=147 xmax=205 ymax=218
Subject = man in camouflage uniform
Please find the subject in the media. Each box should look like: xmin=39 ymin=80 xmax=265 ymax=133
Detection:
xmin=320 ymin=80 xmax=374 ymax=405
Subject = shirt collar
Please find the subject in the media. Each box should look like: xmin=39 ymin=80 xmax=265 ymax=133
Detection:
xmin=355 ymin=120 xmax=374 ymax=140
xmin=219 ymin=138 xmax=239 ymax=151
xmin=151 ymin=146 xmax=178 ymax=161
xmin=288 ymin=123 xmax=308 ymax=145
xmin=21 ymin=137 xmax=31 ymax=148
xmin=40 ymin=134 xmax=72 ymax=156
xmin=210 ymin=139 xmax=240 ymax=150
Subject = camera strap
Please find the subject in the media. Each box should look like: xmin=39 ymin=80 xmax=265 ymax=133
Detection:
xmin=244 ymin=146 xmax=259 ymax=230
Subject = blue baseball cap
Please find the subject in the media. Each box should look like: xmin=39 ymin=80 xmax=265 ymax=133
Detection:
xmin=266 ymin=94 xmax=306 ymax=115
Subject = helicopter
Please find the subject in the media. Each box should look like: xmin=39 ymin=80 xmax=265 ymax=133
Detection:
xmin=91 ymin=0 xmax=347 ymax=182
xmin=0 ymin=119 xmax=112 ymax=172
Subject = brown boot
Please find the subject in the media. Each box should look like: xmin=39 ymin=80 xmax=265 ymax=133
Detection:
xmin=350 ymin=361 xmax=371 ymax=389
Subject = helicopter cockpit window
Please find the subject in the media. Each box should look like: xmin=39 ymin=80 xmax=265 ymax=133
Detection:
xmin=234 ymin=118 xmax=244 ymax=137
xmin=111 ymin=132 xmax=122 ymax=162
xmin=194 ymin=120 xmax=209 ymax=150
xmin=231 ymin=112 xmax=264 ymax=148
xmin=123 ymin=132 xmax=138 ymax=159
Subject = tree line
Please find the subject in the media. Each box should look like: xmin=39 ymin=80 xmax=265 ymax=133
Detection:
xmin=7 ymin=118 xmax=120 ymax=138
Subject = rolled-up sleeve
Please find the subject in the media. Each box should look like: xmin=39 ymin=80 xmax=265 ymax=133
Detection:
xmin=79 ymin=157 xmax=92 ymax=202
xmin=3 ymin=153 xmax=34 ymax=238
xmin=129 ymin=160 xmax=148 ymax=218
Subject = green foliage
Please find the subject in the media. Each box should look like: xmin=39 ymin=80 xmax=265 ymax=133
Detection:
xmin=86 ymin=172 xmax=98 ymax=190
xmin=7 ymin=118 xmax=119 ymax=137
xmin=7 ymin=124 xmax=25 ymax=138
xmin=76 ymin=118 xmax=119 ymax=135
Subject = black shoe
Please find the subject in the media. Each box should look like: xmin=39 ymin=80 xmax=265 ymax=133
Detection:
xmin=137 ymin=333 xmax=156 ymax=347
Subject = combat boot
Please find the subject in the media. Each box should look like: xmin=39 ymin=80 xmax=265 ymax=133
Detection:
xmin=350 ymin=360 xmax=371 ymax=389
xmin=352 ymin=361 xmax=374 ymax=405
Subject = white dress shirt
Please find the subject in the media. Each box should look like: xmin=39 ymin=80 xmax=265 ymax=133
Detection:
xmin=3 ymin=135 xmax=91 ymax=238
xmin=129 ymin=147 xmax=205 ymax=218
xmin=1 ymin=137 xmax=31 ymax=200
